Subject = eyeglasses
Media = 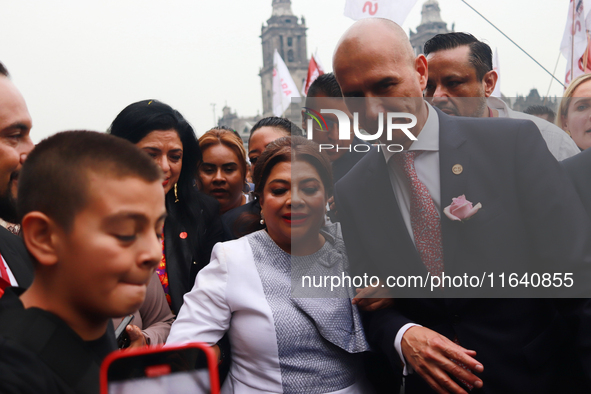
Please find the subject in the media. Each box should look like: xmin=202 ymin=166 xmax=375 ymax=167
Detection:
xmin=304 ymin=115 xmax=338 ymax=132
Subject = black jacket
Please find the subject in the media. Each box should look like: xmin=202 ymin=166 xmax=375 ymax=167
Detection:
xmin=0 ymin=226 xmax=33 ymax=289
xmin=164 ymin=189 xmax=223 ymax=315
xmin=562 ymin=147 xmax=591 ymax=219
xmin=336 ymin=110 xmax=591 ymax=393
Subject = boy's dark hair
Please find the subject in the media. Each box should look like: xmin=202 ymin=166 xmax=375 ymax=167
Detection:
xmin=18 ymin=130 xmax=162 ymax=231
xmin=424 ymin=32 xmax=493 ymax=80
xmin=0 ymin=62 xmax=9 ymax=77
xmin=307 ymin=73 xmax=343 ymax=98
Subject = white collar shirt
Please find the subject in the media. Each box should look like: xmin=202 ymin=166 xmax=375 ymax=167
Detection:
xmin=487 ymin=96 xmax=580 ymax=160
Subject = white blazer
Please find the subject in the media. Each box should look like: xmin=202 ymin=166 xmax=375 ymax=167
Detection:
xmin=167 ymin=232 xmax=369 ymax=394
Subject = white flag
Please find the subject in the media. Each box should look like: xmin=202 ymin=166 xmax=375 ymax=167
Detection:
xmin=561 ymin=0 xmax=588 ymax=86
xmin=344 ymin=0 xmax=418 ymax=25
xmin=273 ymin=49 xmax=300 ymax=117
xmin=491 ymin=48 xmax=501 ymax=97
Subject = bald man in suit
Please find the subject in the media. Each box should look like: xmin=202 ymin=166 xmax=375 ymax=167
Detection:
xmin=333 ymin=19 xmax=591 ymax=393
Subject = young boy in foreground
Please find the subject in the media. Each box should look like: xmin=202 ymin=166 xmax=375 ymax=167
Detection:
xmin=0 ymin=131 xmax=166 ymax=394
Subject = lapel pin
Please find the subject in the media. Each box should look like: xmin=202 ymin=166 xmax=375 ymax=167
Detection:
xmin=452 ymin=164 xmax=463 ymax=175
xmin=179 ymin=232 xmax=187 ymax=239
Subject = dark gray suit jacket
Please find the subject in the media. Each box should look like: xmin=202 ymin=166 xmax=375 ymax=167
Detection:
xmin=335 ymin=108 xmax=591 ymax=393
xmin=562 ymin=147 xmax=591 ymax=219
xmin=0 ymin=226 xmax=33 ymax=289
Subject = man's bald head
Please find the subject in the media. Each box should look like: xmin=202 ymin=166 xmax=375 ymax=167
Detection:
xmin=334 ymin=18 xmax=415 ymax=73
xmin=331 ymin=18 xmax=429 ymax=148
xmin=332 ymin=18 xmax=425 ymax=99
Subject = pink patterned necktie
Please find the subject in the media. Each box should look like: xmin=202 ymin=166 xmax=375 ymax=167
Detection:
xmin=392 ymin=151 xmax=444 ymax=277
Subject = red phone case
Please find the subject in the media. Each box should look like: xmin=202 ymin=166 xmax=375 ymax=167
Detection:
xmin=100 ymin=342 xmax=220 ymax=394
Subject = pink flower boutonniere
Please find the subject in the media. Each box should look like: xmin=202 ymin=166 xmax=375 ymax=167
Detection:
xmin=443 ymin=195 xmax=482 ymax=222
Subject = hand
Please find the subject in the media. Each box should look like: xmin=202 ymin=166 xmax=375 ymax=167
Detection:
xmin=125 ymin=324 xmax=147 ymax=349
xmin=352 ymin=281 xmax=395 ymax=311
xmin=401 ymin=326 xmax=483 ymax=394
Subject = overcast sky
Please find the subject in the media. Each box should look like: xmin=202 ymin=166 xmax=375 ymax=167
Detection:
xmin=0 ymin=0 xmax=582 ymax=142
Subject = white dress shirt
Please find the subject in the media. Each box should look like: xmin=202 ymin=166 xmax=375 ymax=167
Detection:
xmin=487 ymin=96 xmax=579 ymax=160
xmin=383 ymin=102 xmax=440 ymax=375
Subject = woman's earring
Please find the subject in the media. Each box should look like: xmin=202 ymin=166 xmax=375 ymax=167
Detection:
xmin=174 ymin=183 xmax=179 ymax=203
xmin=260 ymin=213 xmax=265 ymax=225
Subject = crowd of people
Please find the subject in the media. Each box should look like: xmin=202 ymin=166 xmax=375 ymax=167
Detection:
xmin=1 ymin=17 xmax=591 ymax=394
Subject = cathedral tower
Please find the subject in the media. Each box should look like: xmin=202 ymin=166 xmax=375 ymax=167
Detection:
xmin=260 ymin=0 xmax=308 ymax=116
xmin=409 ymin=0 xmax=450 ymax=55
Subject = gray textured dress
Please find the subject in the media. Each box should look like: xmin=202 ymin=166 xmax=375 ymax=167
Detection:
xmin=247 ymin=223 xmax=370 ymax=393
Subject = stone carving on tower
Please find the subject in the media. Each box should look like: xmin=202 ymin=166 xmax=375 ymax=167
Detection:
xmin=260 ymin=0 xmax=308 ymax=116
xmin=409 ymin=0 xmax=451 ymax=55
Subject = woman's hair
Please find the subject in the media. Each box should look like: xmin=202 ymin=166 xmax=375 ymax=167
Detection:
xmin=557 ymin=74 xmax=591 ymax=130
xmin=108 ymin=100 xmax=204 ymax=248
xmin=198 ymin=128 xmax=248 ymax=182
xmin=235 ymin=136 xmax=332 ymax=236
xmin=249 ymin=116 xmax=303 ymax=138
xmin=108 ymin=99 xmax=201 ymax=203
xmin=253 ymin=136 xmax=333 ymax=200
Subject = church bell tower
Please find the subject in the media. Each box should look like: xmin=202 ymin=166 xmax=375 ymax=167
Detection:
xmin=260 ymin=0 xmax=308 ymax=116
xmin=409 ymin=0 xmax=450 ymax=55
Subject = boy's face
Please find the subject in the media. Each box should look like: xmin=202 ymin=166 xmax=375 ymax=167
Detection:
xmin=54 ymin=173 xmax=166 ymax=321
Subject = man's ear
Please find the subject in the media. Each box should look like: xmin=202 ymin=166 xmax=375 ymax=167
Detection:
xmin=483 ymin=70 xmax=498 ymax=98
xmin=416 ymin=54 xmax=428 ymax=91
xmin=21 ymin=212 xmax=61 ymax=267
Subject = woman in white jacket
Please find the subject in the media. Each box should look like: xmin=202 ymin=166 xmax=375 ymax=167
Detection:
xmin=167 ymin=137 xmax=370 ymax=393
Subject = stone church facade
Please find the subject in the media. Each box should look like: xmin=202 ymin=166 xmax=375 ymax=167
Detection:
xmin=218 ymin=0 xmax=309 ymax=142
xmin=219 ymin=0 xmax=559 ymax=146
xmin=409 ymin=0 xmax=450 ymax=55
xmin=259 ymin=0 xmax=309 ymax=117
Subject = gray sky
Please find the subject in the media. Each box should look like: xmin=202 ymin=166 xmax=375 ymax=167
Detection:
xmin=0 ymin=0 xmax=579 ymax=142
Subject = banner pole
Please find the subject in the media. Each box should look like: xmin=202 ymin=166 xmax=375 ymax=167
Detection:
xmin=460 ymin=0 xmax=566 ymax=88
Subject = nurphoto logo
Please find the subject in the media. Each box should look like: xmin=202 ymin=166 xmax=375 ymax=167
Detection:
xmin=303 ymin=108 xmax=417 ymax=153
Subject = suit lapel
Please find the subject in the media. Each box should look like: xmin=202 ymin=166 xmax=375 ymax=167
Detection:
xmin=438 ymin=111 xmax=470 ymax=272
